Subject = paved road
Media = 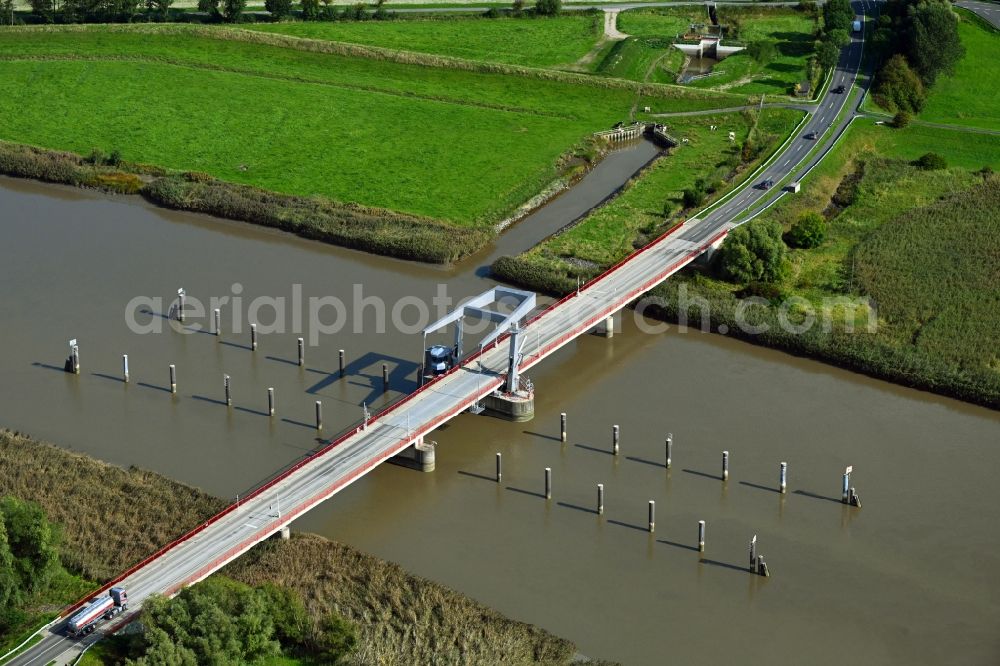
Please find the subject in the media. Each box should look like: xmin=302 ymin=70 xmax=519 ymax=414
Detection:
xmin=652 ymin=102 xmax=818 ymax=117
xmin=700 ymin=0 xmax=875 ymax=224
xmin=4 ymin=4 xmax=875 ymax=665
xmin=956 ymin=0 xmax=1000 ymax=28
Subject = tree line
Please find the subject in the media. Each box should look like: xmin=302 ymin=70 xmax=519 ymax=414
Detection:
xmin=0 ymin=495 xmax=359 ymax=664
xmin=15 ymin=0 xmax=395 ymax=24
xmin=119 ymin=577 xmax=356 ymax=665
xmin=0 ymin=496 xmax=63 ymax=633
xmin=815 ymin=0 xmax=855 ymax=73
xmin=871 ymin=0 xmax=964 ymax=115
xmin=10 ymin=0 xmax=562 ymax=25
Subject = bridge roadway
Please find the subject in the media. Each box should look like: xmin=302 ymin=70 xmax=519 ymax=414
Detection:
xmin=5 ymin=3 xmax=874 ymax=664
xmin=955 ymin=0 xmax=1000 ymax=28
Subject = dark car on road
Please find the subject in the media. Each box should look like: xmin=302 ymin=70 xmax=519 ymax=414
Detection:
xmin=758 ymin=179 xmax=775 ymax=190
xmin=805 ymin=131 xmax=819 ymax=140
xmin=833 ymin=85 xmax=846 ymax=94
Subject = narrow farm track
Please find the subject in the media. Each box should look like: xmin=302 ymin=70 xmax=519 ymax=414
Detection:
xmin=856 ymin=111 xmax=1000 ymax=136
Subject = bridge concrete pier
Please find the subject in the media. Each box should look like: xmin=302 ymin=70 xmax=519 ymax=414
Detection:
xmin=484 ymin=388 xmax=535 ymax=422
xmin=279 ymin=526 xmax=290 ymax=540
xmin=696 ymin=226 xmax=727 ymax=264
xmin=389 ymin=437 xmax=436 ymax=472
xmin=594 ymin=312 xmax=616 ymax=338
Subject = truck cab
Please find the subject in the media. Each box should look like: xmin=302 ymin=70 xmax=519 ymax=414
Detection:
xmin=424 ymin=345 xmax=453 ymax=377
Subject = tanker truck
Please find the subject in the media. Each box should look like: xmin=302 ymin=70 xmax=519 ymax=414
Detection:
xmin=67 ymin=587 xmax=128 ymax=637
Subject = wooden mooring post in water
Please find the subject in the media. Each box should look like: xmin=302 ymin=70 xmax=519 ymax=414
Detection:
xmin=122 ymin=354 xmax=129 ymax=384
xmin=315 ymin=400 xmax=323 ymax=431
xmin=297 ymin=338 xmax=304 ymax=367
xmin=698 ymin=520 xmax=705 ymax=552
xmin=597 ymin=483 xmax=604 ymax=515
xmin=495 ymin=453 xmax=502 ymax=483
xmin=544 ymin=467 xmax=552 ymax=499
xmin=722 ymin=450 xmax=730 ymax=481
xmin=268 ymin=388 xmax=275 ymax=417
xmin=224 ymin=374 xmax=231 ymax=407
xmin=666 ymin=433 xmax=673 ymax=469
xmin=612 ymin=425 xmax=620 ymax=455
xmin=169 ymin=364 xmax=176 ymax=394
xmin=560 ymin=412 xmax=567 ymax=442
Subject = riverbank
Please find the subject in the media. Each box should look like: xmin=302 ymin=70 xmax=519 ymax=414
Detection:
xmin=0 ymin=22 xmax=745 ymax=264
xmin=0 ymin=141 xmax=492 ymax=264
xmin=494 ymin=121 xmax=1000 ymax=409
xmin=0 ymin=429 xmax=580 ymax=664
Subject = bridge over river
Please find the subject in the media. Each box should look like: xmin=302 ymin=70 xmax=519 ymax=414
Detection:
xmin=5 ymin=1 xmax=873 ymax=661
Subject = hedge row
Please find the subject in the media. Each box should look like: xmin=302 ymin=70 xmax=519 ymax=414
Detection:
xmin=0 ymin=141 xmax=491 ymax=263
xmin=0 ymin=141 xmax=144 ymax=193
xmin=492 ymin=254 xmax=587 ymax=295
xmin=143 ymin=174 xmax=491 ymax=263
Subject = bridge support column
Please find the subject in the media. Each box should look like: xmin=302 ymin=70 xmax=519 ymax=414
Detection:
xmin=603 ymin=314 xmax=615 ymax=338
xmin=484 ymin=391 xmax=534 ymax=422
xmin=696 ymin=227 xmax=726 ymax=265
xmin=280 ymin=526 xmax=290 ymax=540
xmin=389 ymin=437 xmax=436 ymax=472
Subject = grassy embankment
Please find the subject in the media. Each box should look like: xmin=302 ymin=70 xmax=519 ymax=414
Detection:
xmin=0 ymin=23 xmax=740 ymax=262
xmin=494 ymin=107 xmax=805 ymax=289
xmin=594 ymin=10 xmax=688 ymax=83
xmin=609 ymin=6 xmax=817 ymax=95
xmin=246 ymin=13 xmax=603 ymax=68
xmin=0 ymin=429 xmax=577 ymax=665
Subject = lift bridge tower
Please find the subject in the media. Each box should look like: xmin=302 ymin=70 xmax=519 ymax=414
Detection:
xmin=421 ymin=286 xmax=536 ymax=422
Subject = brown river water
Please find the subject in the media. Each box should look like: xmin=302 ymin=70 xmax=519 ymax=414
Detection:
xmin=1 ymin=174 xmax=998 ymax=665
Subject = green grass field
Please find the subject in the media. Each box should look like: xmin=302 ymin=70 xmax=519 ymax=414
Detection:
xmin=0 ymin=25 xmax=738 ymax=227
xmin=615 ymin=8 xmax=691 ymax=41
xmin=754 ymin=118 xmax=1000 ymax=303
xmin=246 ymin=15 xmax=603 ymax=68
xmin=918 ymin=11 xmax=1000 ymax=131
xmin=616 ymin=7 xmax=817 ymax=95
